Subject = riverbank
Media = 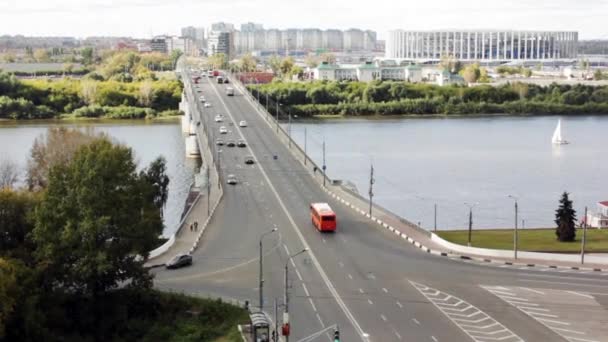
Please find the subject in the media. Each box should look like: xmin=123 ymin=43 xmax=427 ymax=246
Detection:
xmin=437 ymin=228 xmax=608 ymax=253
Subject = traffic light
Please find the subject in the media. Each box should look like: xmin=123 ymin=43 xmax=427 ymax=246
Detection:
xmin=333 ymin=329 xmax=340 ymax=342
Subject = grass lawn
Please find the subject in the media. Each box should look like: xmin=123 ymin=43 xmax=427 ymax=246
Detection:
xmin=437 ymin=228 xmax=608 ymax=253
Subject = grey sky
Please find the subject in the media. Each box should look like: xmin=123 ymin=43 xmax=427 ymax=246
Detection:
xmin=0 ymin=0 xmax=606 ymax=39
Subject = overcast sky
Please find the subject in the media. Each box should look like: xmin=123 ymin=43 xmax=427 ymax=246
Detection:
xmin=0 ymin=0 xmax=606 ymax=39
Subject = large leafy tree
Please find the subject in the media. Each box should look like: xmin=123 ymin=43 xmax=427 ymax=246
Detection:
xmin=555 ymin=192 xmax=577 ymax=242
xmin=140 ymin=156 xmax=170 ymax=218
xmin=33 ymin=138 xmax=164 ymax=296
xmin=0 ymin=189 xmax=39 ymax=262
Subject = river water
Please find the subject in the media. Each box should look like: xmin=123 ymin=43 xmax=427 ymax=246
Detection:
xmin=0 ymin=120 xmax=197 ymax=237
xmin=288 ymin=115 xmax=608 ymax=230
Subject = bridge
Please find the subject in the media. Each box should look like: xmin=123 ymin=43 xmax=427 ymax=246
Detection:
xmin=150 ymin=60 xmax=608 ymax=342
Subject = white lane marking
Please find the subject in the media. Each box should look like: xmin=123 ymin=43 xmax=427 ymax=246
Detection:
xmin=322 ymin=238 xmax=326 ymax=244
xmin=394 ymin=330 xmax=402 ymax=340
xmin=359 ymin=288 xmax=364 ymax=294
xmin=517 ymin=273 xmax=608 ymax=283
xmin=382 ymin=288 xmax=388 ymax=293
xmin=302 ymin=283 xmax=311 ymax=297
xmin=348 ymin=274 xmax=353 ymax=280
xmin=316 ymin=312 xmax=324 ymax=325
xmin=209 ymin=79 xmax=367 ymax=340
xmin=431 ymin=336 xmax=438 ymax=342
xmin=367 ymin=299 xmax=374 ymax=305
xmin=294 ymin=268 xmax=303 ymax=281
xmin=412 ymin=318 xmax=420 ymax=325
xmin=338 ymin=261 xmax=344 ymax=268
xmin=380 ymin=314 xmax=387 ymax=321
xmin=396 ymin=301 xmax=403 ymax=308
xmin=308 ymin=298 xmax=318 ymax=312
xmin=412 ymin=282 xmax=523 ymax=342
xmin=566 ymin=291 xmax=594 ymax=299
xmin=519 ymin=287 xmax=545 ymax=295
xmin=519 ymin=279 xmax=608 ymax=288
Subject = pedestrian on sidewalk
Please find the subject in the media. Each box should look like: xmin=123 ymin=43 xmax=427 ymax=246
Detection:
xmin=189 ymin=223 xmax=193 ymax=232
xmin=194 ymin=221 xmax=199 ymax=231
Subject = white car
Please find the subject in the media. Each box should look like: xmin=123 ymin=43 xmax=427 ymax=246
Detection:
xmin=204 ymin=103 xmax=211 ymax=108
xmin=219 ymin=126 xmax=228 ymax=134
xmin=226 ymin=174 xmax=238 ymax=185
xmin=199 ymin=96 xmax=206 ymax=102
xmin=239 ymin=120 xmax=247 ymax=127
xmin=215 ymin=115 xmax=223 ymax=122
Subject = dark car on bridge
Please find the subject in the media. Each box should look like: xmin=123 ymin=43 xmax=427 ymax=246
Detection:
xmin=244 ymin=156 xmax=255 ymax=165
xmin=237 ymin=139 xmax=247 ymax=147
xmin=165 ymin=253 xmax=193 ymax=269
xmin=226 ymin=140 xmax=236 ymax=147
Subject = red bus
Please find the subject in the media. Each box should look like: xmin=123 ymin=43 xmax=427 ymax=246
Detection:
xmin=310 ymin=203 xmax=337 ymax=232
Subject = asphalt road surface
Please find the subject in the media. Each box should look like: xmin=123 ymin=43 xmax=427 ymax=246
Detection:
xmin=153 ymin=71 xmax=608 ymax=342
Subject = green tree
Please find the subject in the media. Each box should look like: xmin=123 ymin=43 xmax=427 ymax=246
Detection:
xmin=33 ymin=49 xmax=51 ymax=63
xmin=461 ymin=63 xmax=481 ymax=84
xmin=555 ymin=192 xmax=576 ymax=242
xmin=0 ymin=189 xmax=39 ymax=261
xmin=440 ymin=54 xmax=461 ymax=73
xmin=2 ymin=52 xmax=16 ymax=63
xmin=33 ymin=138 xmax=164 ymax=296
xmin=280 ymin=57 xmax=295 ymax=77
xmin=239 ymin=53 xmax=257 ymax=72
xmin=268 ymin=55 xmax=282 ymax=75
xmin=0 ymin=258 xmax=18 ymax=339
xmin=208 ymin=53 xmax=228 ymax=70
xmin=0 ymin=157 xmax=19 ymax=189
xmin=80 ymin=47 xmax=94 ymax=65
xmin=594 ymin=69 xmax=605 ymax=80
xmin=140 ymin=156 xmax=170 ymax=218
xmin=169 ymin=49 xmax=183 ymax=69
xmin=523 ymin=68 xmax=533 ymax=78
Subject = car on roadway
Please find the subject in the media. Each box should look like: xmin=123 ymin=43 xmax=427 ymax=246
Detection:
xmin=244 ymin=156 xmax=255 ymax=165
xmin=237 ymin=139 xmax=247 ymax=148
xmin=226 ymin=139 xmax=236 ymax=147
xmin=216 ymin=138 xmax=224 ymax=146
xmin=215 ymin=115 xmax=223 ymax=122
xmin=226 ymin=174 xmax=238 ymax=185
xmin=219 ymin=126 xmax=228 ymax=134
xmin=165 ymin=253 xmax=193 ymax=269
xmin=239 ymin=120 xmax=247 ymax=127
xmin=204 ymin=103 xmax=211 ymax=108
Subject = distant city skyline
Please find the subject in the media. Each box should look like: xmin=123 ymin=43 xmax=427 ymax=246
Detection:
xmin=0 ymin=0 xmax=606 ymax=40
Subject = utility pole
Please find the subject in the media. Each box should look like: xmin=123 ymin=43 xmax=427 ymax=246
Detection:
xmin=465 ymin=202 xmax=476 ymax=247
xmin=434 ymin=203 xmax=438 ymax=232
xmin=322 ymin=140 xmax=327 ymax=187
xmin=509 ymin=195 xmax=518 ymax=259
xmin=274 ymin=298 xmax=279 ymax=342
xmin=206 ymin=167 xmax=210 ymax=216
xmin=259 ymin=228 xmax=277 ymax=311
xmin=304 ymin=127 xmax=308 ymax=165
xmin=217 ymin=150 xmax=222 ymax=188
xmin=276 ymin=101 xmax=280 ymax=133
xmin=288 ymin=112 xmax=292 ymax=148
xmin=284 ymin=248 xmax=308 ymax=342
xmin=581 ymin=206 xmax=588 ymax=264
xmin=368 ymin=162 xmax=374 ymax=216
xmin=266 ymin=93 xmax=269 ymax=113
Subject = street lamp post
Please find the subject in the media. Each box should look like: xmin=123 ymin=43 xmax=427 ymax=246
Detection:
xmin=217 ymin=149 xmax=222 ymax=188
xmin=284 ymin=248 xmax=308 ymax=342
xmin=322 ymin=139 xmax=327 ymax=187
xmin=288 ymin=112 xmax=292 ymax=148
xmin=259 ymin=228 xmax=278 ymax=311
xmin=508 ymin=195 xmax=519 ymax=259
xmin=276 ymin=102 xmax=280 ymax=133
xmin=304 ymin=127 xmax=307 ymax=165
xmin=465 ymin=202 xmax=477 ymax=247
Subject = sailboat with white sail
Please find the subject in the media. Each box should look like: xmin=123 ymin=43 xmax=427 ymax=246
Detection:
xmin=551 ymin=119 xmax=569 ymax=145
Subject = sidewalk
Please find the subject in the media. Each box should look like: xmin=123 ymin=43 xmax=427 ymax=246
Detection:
xmin=235 ymin=77 xmax=608 ymax=272
xmin=145 ymin=72 xmax=223 ymax=268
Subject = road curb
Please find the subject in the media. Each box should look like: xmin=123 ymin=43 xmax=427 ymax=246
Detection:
xmin=319 ymin=186 xmax=607 ymax=274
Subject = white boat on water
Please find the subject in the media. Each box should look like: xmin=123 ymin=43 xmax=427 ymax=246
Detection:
xmin=551 ymin=119 xmax=569 ymax=145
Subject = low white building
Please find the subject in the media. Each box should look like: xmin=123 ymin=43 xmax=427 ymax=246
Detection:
xmin=586 ymin=201 xmax=608 ymax=228
xmin=436 ymin=69 xmax=466 ymax=86
xmin=312 ymin=61 xmax=424 ymax=82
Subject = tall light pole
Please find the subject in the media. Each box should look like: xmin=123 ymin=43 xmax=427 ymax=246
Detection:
xmin=465 ymin=202 xmax=477 ymax=247
xmin=304 ymin=127 xmax=308 ymax=165
xmin=288 ymin=112 xmax=292 ymax=148
xmin=259 ymin=228 xmax=277 ymax=311
xmin=368 ymin=162 xmax=374 ymax=216
xmin=276 ymin=101 xmax=280 ymax=133
xmin=508 ymin=195 xmax=519 ymax=259
xmin=217 ymin=149 xmax=222 ymax=188
xmin=284 ymin=248 xmax=308 ymax=342
xmin=322 ymin=139 xmax=327 ymax=187
xmin=581 ymin=206 xmax=588 ymax=264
